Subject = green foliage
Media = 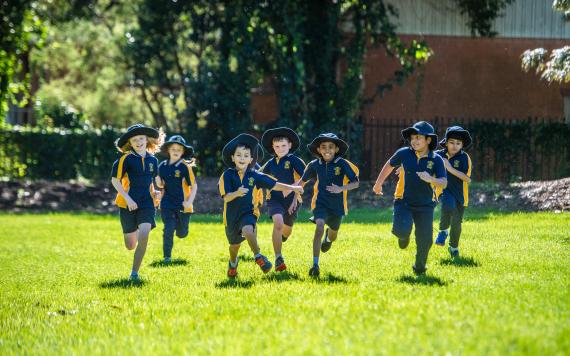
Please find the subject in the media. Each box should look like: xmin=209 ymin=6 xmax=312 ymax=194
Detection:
xmin=452 ymin=0 xmax=516 ymax=37
xmin=0 ymin=211 xmax=569 ymax=353
xmin=0 ymin=125 xmax=119 ymax=180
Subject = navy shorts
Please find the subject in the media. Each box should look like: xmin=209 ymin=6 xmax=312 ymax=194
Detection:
xmin=225 ymin=213 xmax=257 ymax=245
xmin=267 ymin=197 xmax=299 ymax=227
xmin=310 ymin=206 xmax=343 ymax=231
xmin=119 ymin=208 xmax=156 ymax=234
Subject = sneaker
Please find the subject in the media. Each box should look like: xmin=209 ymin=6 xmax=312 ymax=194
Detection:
xmin=449 ymin=246 xmax=459 ymax=259
xmin=435 ymin=230 xmax=448 ymax=246
xmin=164 ymin=257 xmax=172 ymax=264
xmin=282 ymin=235 xmax=289 ymax=242
xmin=129 ymin=272 xmax=140 ymax=281
xmin=275 ymin=256 xmax=287 ymax=272
xmin=309 ymin=264 xmax=320 ymax=277
xmin=255 ymin=254 xmax=273 ymax=273
xmin=412 ymin=265 xmax=427 ymax=275
xmin=320 ymin=229 xmax=332 ymax=253
xmin=398 ymin=236 xmax=410 ymax=249
xmin=227 ymin=260 xmax=238 ymax=278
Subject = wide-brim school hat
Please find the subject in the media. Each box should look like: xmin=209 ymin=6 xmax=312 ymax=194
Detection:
xmin=261 ymin=127 xmax=301 ymax=154
xmin=439 ymin=126 xmax=473 ymax=150
xmin=222 ymin=133 xmax=263 ymax=167
xmin=161 ymin=135 xmax=195 ymax=159
xmin=307 ymin=133 xmax=349 ymax=158
xmin=116 ymin=124 xmax=159 ymax=148
xmin=401 ymin=121 xmax=438 ymax=151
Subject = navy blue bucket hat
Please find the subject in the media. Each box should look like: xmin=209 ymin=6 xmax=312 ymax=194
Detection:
xmin=161 ymin=135 xmax=195 ymax=159
xmin=261 ymin=127 xmax=301 ymax=154
xmin=439 ymin=126 xmax=473 ymax=150
xmin=401 ymin=121 xmax=438 ymax=151
xmin=116 ymin=124 xmax=159 ymax=148
xmin=307 ymin=133 xmax=349 ymax=158
xmin=222 ymin=133 xmax=264 ymax=168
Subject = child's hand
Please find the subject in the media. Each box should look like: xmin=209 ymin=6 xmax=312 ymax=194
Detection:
xmin=372 ymin=182 xmax=383 ymax=195
xmin=154 ymin=190 xmax=162 ymax=201
xmin=235 ymin=186 xmax=249 ymax=197
xmin=417 ymin=171 xmax=432 ymax=182
xmin=293 ymin=185 xmax=304 ymax=195
xmin=326 ymin=184 xmax=343 ymax=194
xmin=126 ymin=198 xmax=138 ymax=211
xmin=394 ymin=167 xmax=403 ymax=176
xmin=288 ymin=199 xmax=298 ymax=215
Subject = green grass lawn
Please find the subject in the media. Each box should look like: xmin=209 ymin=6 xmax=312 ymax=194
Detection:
xmin=0 ymin=209 xmax=569 ymax=355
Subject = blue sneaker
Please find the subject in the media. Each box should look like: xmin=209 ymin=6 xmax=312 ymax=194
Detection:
xmin=309 ymin=264 xmax=320 ymax=277
xmin=320 ymin=229 xmax=332 ymax=253
xmin=449 ymin=247 xmax=459 ymax=259
xmin=255 ymin=254 xmax=273 ymax=273
xmin=129 ymin=272 xmax=140 ymax=281
xmin=435 ymin=230 xmax=448 ymax=246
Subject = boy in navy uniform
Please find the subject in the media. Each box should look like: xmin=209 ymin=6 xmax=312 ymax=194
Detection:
xmin=156 ymin=135 xmax=197 ymax=263
xmin=259 ymin=127 xmax=306 ymax=272
xmin=111 ymin=124 xmax=164 ymax=280
xmin=434 ymin=126 xmax=473 ymax=258
xmin=373 ymin=121 xmax=447 ymax=275
xmin=219 ymin=134 xmax=304 ymax=278
xmin=300 ymin=133 xmax=359 ymax=277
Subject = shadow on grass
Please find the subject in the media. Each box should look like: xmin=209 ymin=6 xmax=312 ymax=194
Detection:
xmin=99 ymin=278 xmax=146 ymax=289
xmin=215 ymin=279 xmax=255 ymax=289
xmin=263 ymin=271 xmax=302 ymax=283
xmin=440 ymin=256 xmax=480 ymax=267
xmin=218 ymin=254 xmax=255 ymax=263
xmin=397 ymin=274 xmax=447 ymax=287
xmin=311 ymin=273 xmax=350 ymax=284
xmin=149 ymin=258 xmax=188 ymax=268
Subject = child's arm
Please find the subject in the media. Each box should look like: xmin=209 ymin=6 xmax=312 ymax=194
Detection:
xmin=326 ymin=181 xmax=359 ymax=193
xmin=111 ymin=177 xmax=138 ymax=211
xmin=272 ymin=182 xmax=304 ymax=195
xmin=223 ymin=187 xmax=249 ymax=203
xmin=155 ymin=176 xmax=164 ymax=188
xmin=183 ymin=183 xmax=198 ymax=209
xmin=416 ymin=172 xmax=447 ymax=189
xmin=373 ymin=161 xmax=395 ymax=195
xmin=443 ymin=159 xmax=471 ymax=183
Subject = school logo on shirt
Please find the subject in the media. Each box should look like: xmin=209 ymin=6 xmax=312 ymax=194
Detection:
xmin=453 ymin=160 xmax=460 ymax=168
xmin=248 ymin=177 xmax=255 ymax=186
xmin=284 ymin=161 xmax=291 ymax=169
xmin=426 ymin=161 xmax=434 ymax=170
xmin=149 ymin=163 xmax=154 ymax=172
xmin=175 ymin=170 xmax=181 ymax=178
xmin=334 ymin=167 xmax=341 ymax=176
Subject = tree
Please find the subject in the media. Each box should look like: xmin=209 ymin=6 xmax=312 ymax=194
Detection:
xmin=521 ymin=0 xmax=570 ymax=83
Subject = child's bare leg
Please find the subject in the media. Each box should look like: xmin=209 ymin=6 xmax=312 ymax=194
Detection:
xmin=242 ymin=225 xmax=260 ymax=255
xmin=313 ymin=219 xmax=326 ymax=258
xmin=123 ymin=232 xmax=137 ymax=250
xmin=282 ymin=224 xmax=293 ymax=239
xmin=132 ymin=223 xmax=151 ymax=273
xmin=271 ymin=214 xmax=284 ymax=256
xmin=327 ymin=228 xmax=339 ymax=242
xmin=229 ymin=244 xmax=240 ymax=264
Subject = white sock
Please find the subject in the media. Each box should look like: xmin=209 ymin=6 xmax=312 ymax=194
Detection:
xmin=450 ymin=247 xmax=459 ymax=252
xmin=275 ymin=254 xmax=282 ymax=259
xmin=230 ymin=257 xmax=238 ymax=268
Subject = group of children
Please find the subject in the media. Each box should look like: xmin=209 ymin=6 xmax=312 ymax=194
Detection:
xmin=111 ymin=121 xmax=472 ymax=281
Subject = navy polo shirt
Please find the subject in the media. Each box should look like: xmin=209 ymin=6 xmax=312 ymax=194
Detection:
xmin=389 ymin=147 xmax=446 ymax=207
xmin=301 ymin=157 xmax=359 ymax=216
xmin=111 ymin=151 xmax=159 ymax=209
xmin=158 ymin=159 xmax=196 ymax=212
xmin=218 ymin=168 xmax=277 ymax=226
xmin=259 ymin=154 xmax=306 ymax=202
xmin=435 ymin=149 xmax=472 ymax=207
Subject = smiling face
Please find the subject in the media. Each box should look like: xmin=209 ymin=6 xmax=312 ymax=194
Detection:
xmin=410 ymin=134 xmax=430 ymax=152
xmin=272 ymin=137 xmax=292 ymax=158
xmin=316 ymin=141 xmax=339 ymax=162
xmin=128 ymin=135 xmax=148 ymax=153
xmin=167 ymin=143 xmax=185 ymax=161
xmin=446 ymin=137 xmax=464 ymax=155
xmin=231 ymin=145 xmax=253 ymax=171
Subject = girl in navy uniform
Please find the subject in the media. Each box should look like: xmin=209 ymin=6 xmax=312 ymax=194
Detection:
xmin=259 ymin=127 xmax=306 ymax=272
xmin=434 ymin=126 xmax=473 ymax=258
xmin=111 ymin=124 xmax=165 ymax=281
xmin=156 ymin=135 xmax=197 ymax=263
xmin=300 ymin=133 xmax=360 ymax=277
xmin=373 ymin=121 xmax=447 ymax=275
xmin=219 ymin=134 xmax=304 ymax=278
